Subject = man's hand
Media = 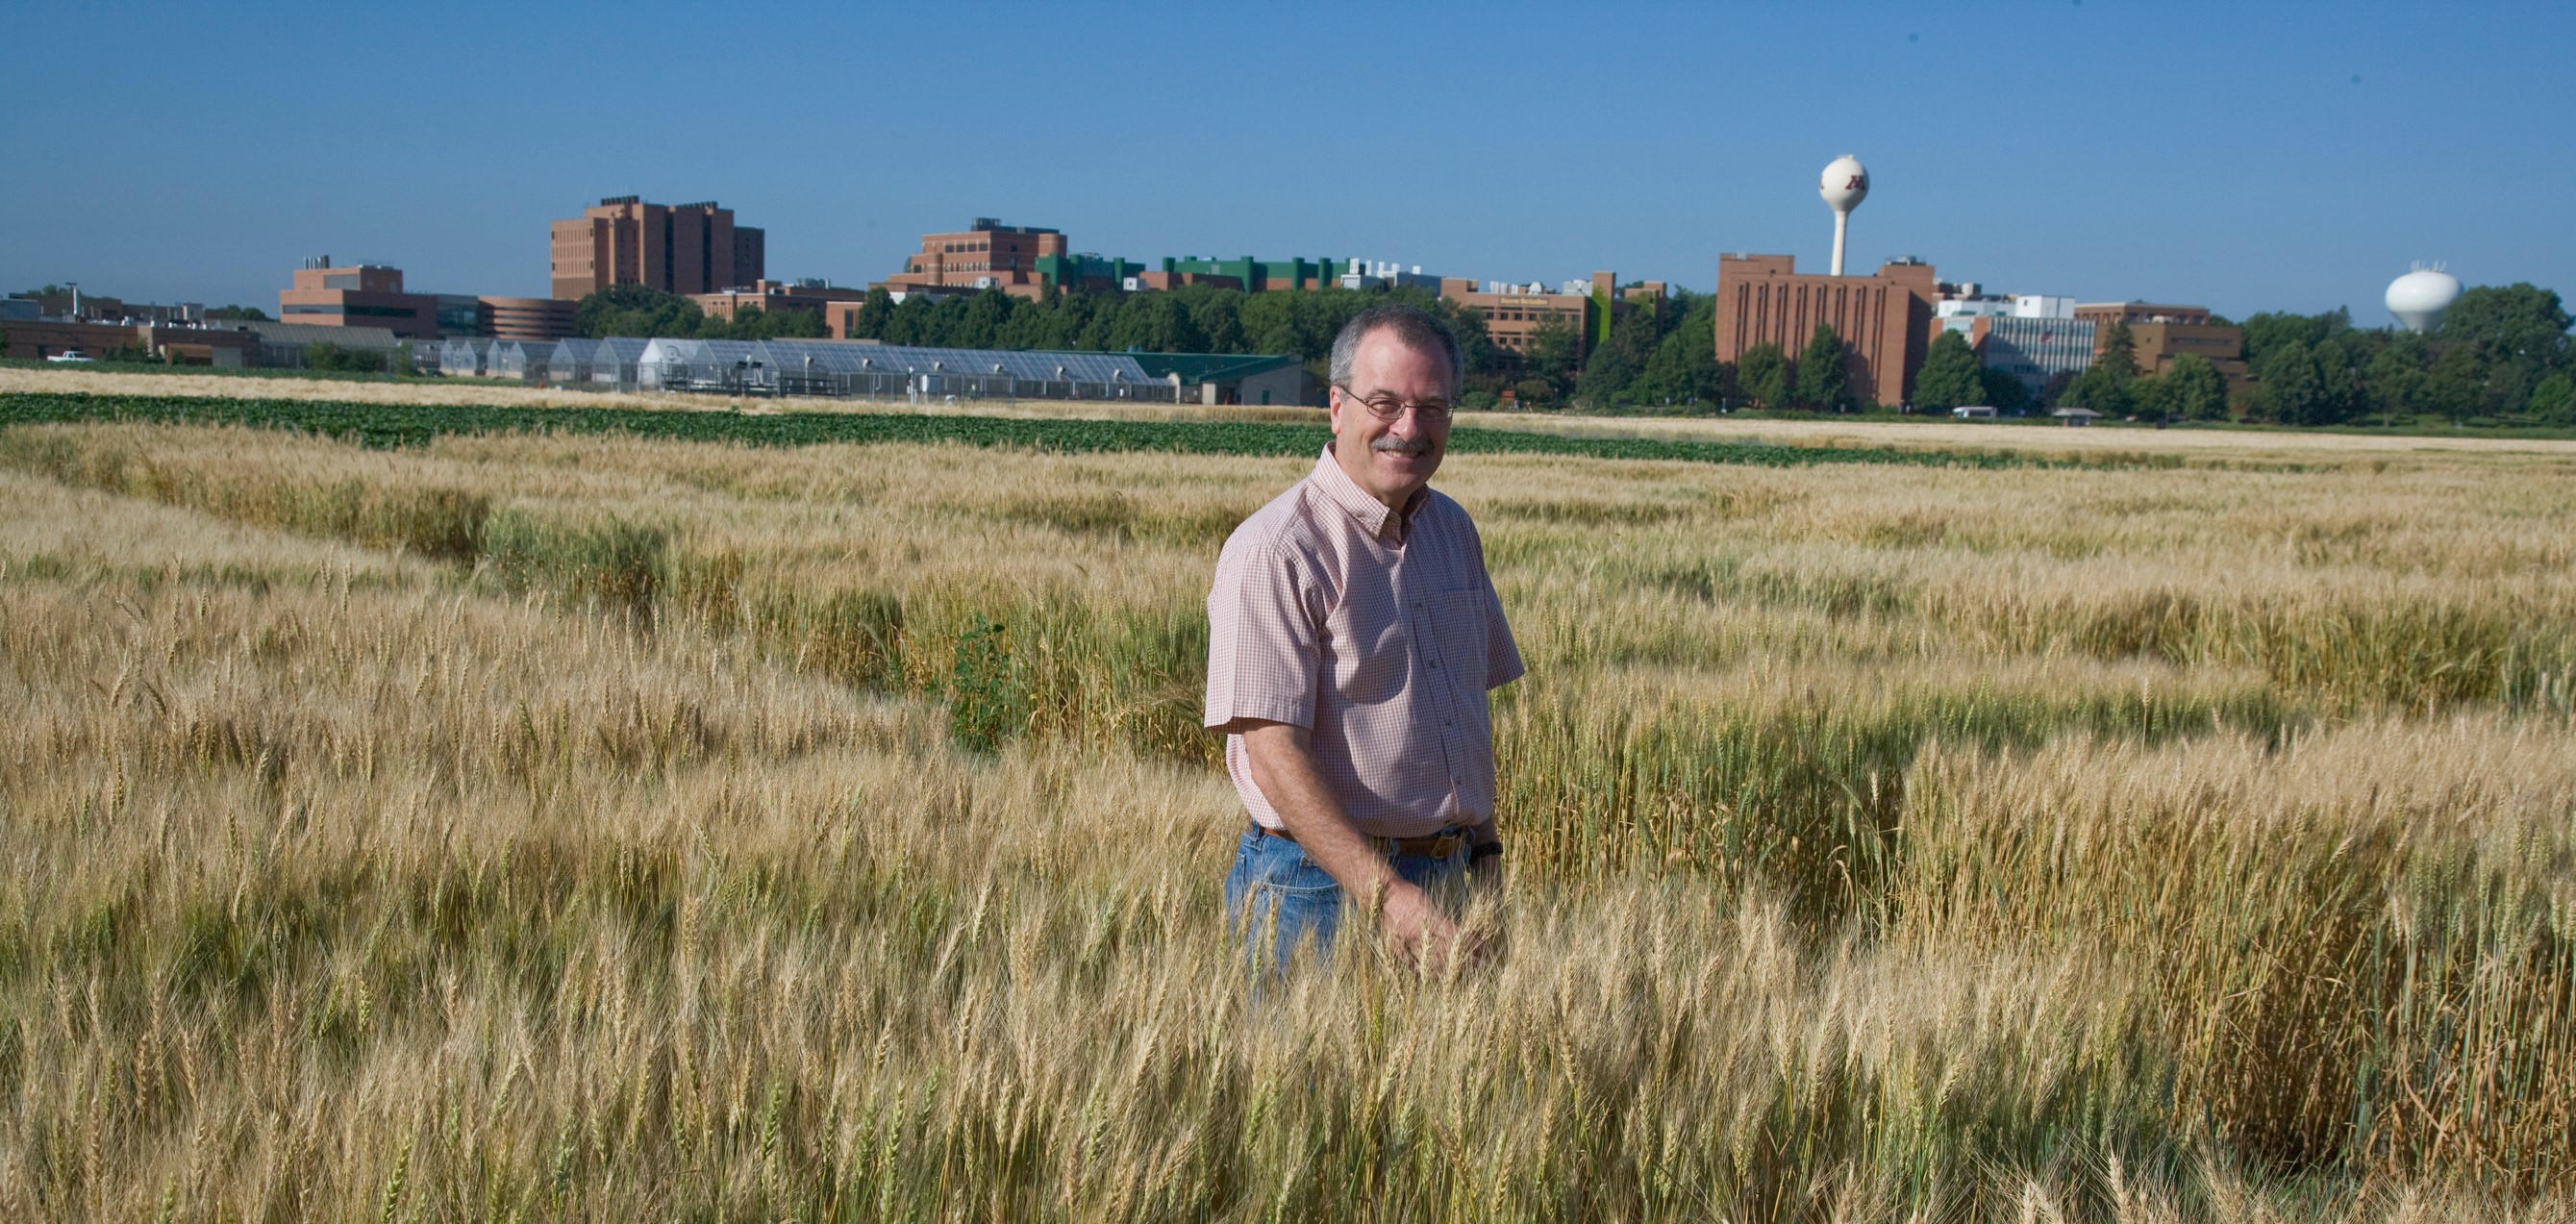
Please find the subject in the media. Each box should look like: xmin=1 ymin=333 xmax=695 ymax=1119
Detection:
xmin=1238 ymin=720 xmax=1489 ymax=972
xmin=1378 ymin=880 xmax=1488 ymax=972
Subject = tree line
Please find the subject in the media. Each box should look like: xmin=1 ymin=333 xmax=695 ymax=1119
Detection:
xmin=571 ymin=278 xmax=2573 ymax=424
xmin=2226 ymin=285 xmax=2571 ymax=425
xmin=575 ymin=285 xmax=830 ymax=343
xmin=2016 ymin=284 xmax=2571 ymax=426
xmin=575 ymin=281 xmax=1735 ymax=412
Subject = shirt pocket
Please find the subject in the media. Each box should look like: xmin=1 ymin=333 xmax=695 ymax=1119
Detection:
xmin=1428 ymin=587 xmax=1490 ymax=697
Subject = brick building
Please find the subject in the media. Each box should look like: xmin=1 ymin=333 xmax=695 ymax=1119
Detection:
xmin=881 ymin=218 xmax=1066 ymax=299
xmin=8 ymin=289 xmax=208 ymax=325
xmin=1431 ymin=272 xmax=1663 ymax=367
xmin=690 ymin=279 xmax=868 ymax=325
xmin=550 ymin=196 xmax=764 ymax=300
xmin=2073 ymin=301 xmax=2249 ymax=384
xmin=1440 ymin=274 xmax=1604 ymax=364
xmin=1038 ymin=252 xmax=1147 ymax=294
xmin=482 ymin=297 xmax=578 ymax=342
xmin=278 ymin=258 xmax=439 ymax=339
xmin=0 ymin=319 xmax=259 ymax=365
xmin=1153 ymin=255 xmax=1341 ymax=292
xmin=1713 ymin=254 xmax=1939 ymax=407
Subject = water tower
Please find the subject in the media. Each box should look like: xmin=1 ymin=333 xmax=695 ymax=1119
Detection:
xmin=2385 ymin=263 xmax=2462 ymax=334
xmin=1819 ymin=155 xmax=1870 ymax=276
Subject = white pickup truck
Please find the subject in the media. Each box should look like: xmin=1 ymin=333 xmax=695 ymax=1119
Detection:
xmin=44 ymin=350 xmax=98 ymax=363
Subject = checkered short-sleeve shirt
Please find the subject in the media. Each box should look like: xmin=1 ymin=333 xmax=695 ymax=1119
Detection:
xmin=1204 ymin=447 xmax=1525 ymax=837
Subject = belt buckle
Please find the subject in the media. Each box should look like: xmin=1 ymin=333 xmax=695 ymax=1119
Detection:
xmin=1387 ymin=831 xmax=1462 ymax=858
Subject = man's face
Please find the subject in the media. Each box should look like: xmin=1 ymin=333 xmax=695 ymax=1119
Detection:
xmin=1328 ymin=328 xmax=1456 ymax=512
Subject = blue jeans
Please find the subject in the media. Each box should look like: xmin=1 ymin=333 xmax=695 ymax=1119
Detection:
xmin=1222 ymin=825 xmax=1474 ymax=969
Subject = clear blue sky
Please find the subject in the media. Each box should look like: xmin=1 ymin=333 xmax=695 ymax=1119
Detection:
xmin=6 ymin=1 xmax=2568 ymax=324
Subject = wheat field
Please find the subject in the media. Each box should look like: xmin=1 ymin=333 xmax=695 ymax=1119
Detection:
xmin=2 ymin=408 xmax=2573 ymax=1220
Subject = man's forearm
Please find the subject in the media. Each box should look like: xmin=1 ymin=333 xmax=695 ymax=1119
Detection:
xmin=1240 ymin=723 xmax=1399 ymax=905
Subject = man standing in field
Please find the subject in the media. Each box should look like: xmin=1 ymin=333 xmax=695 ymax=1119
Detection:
xmin=1204 ymin=304 xmax=1524 ymax=970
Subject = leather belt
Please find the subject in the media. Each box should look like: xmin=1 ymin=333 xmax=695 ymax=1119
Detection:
xmin=1257 ymin=822 xmax=1472 ymax=859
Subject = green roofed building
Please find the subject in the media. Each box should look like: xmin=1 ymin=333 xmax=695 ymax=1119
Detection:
xmin=1149 ymin=256 xmax=1340 ymax=293
xmin=1125 ymin=352 xmax=1312 ymax=407
xmin=1033 ymin=252 xmax=1148 ymax=293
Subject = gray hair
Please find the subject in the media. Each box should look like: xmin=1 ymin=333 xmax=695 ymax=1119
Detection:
xmin=1328 ymin=304 xmax=1463 ymax=393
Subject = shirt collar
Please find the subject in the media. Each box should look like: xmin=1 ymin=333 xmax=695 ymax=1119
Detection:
xmin=1311 ymin=444 xmax=1426 ymax=542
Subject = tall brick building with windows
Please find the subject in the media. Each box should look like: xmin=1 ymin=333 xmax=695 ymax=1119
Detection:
xmin=1713 ymin=253 xmax=1939 ymax=407
xmin=881 ymin=218 xmax=1067 ymax=299
xmin=549 ymin=196 xmax=764 ymax=300
xmin=277 ymin=258 xmax=438 ymax=339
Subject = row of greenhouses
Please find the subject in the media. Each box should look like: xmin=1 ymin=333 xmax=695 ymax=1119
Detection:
xmin=421 ymin=337 xmax=1183 ymax=402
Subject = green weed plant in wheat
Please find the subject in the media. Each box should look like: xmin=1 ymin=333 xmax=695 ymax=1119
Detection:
xmin=1 ymin=395 xmax=2572 ymax=1220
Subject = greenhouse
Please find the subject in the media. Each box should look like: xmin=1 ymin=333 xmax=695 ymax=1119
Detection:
xmin=588 ymin=337 xmax=648 ymax=387
xmin=540 ymin=337 xmax=595 ymax=384
xmin=486 ymin=339 xmax=549 ymax=381
xmin=437 ymin=338 xmax=491 ymax=378
xmin=634 ymin=338 xmax=767 ymax=393
xmin=622 ymin=337 xmax=1179 ymax=402
xmin=405 ymin=334 xmax=1206 ymax=403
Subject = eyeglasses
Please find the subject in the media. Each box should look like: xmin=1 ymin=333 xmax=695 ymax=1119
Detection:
xmin=1336 ymin=387 xmax=1455 ymax=423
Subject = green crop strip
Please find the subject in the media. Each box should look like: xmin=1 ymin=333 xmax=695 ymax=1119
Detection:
xmin=0 ymin=391 xmax=2087 ymax=471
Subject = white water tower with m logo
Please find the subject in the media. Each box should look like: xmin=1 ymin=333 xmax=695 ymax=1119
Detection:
xmin=1819 ymin=155 xmax=1870 ymax=276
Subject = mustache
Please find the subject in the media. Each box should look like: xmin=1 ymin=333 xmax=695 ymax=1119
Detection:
xmin=1370 ymin=437 xmax=1437 ymax=457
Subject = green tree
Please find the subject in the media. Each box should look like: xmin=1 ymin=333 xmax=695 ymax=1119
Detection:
xmin=2240 ymin=308 xmax=2351 ymax=370
xmin=848 ymin=287 xmax=894 ymax=339
xmin=1438 ymin=305 xmax=1502 ymax=387
xmin=2442 ymin=283 xmax=2571 ymax=376
xmin=1630 ymin=294 xmax=1726 ymax=410
xmin=2437 ymin=284 xmax=2571 ymax=414
xmin=2095 ymin=321 xmax=2140 ymax=384
xmin=303 ymin=341 xmax=386 ymax=373
xmin=1525 ymin=315 xmax=1583 ymax=399
xmin=2363 ymin=336 xmax=2429 ymax=424
xmin=205 ymin=305 xmax=271 ymax=321
xmin=2060 ymin=363 xmax=2131 ymax=416
xmin=1572 ymin=340 xmax=1637 ymax=409
xmin=1108 ymin=292 xmax=1205 ymax=353
xmin=1187 ymin=291 xmax=1245 ymax=354
xmin=1793 ymin=324 xmax=1846 ymax=411
xmin=1738 ymin=342 xmax=1789 ymax=410
xmin=1977 ymin=368 xmax=2032 ymax=415
xmin=575 ymin=284 xmax=705 ymax=339
xmin=2248 ymin=339 xmax=2362 ymax=426
xmin=1912 ymin=330 xmax=1984 ymax=412
xmin=2248 ymin=340 xmax=2319 ymax=424
xmin=2155 ymin=353 xmax=2230 ymax=421
xmin=712 ymin=305 xmax=829 ymax=340
xmin=2530 ymin=372 xmax=2576 ymax=425
xmin=2424 ymin=341 xmax=2489 ymax=421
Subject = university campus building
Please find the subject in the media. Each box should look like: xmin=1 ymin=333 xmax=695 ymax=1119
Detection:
xmin=1932 ymin=293 xmax=2097 ymax=398
xmin=549 ymin=196 xmax=764 ymax=301
xmin=1713 ymin=253 xmax=1940 ymax=407
xmin=1437 ymin=272 xmax=1663 ymax=367
xmin=689 ymin=279 xmax=869 ymax=328
xmin=2072 ymin=301 xmax=2249 ymax=386
xmin=276 ymin=259 xmax=577 ymax=343
xmin=278 ymin=259 xmax=439 ymax=339
xmin=880 ymin=218 xmax=1066 ymax=299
